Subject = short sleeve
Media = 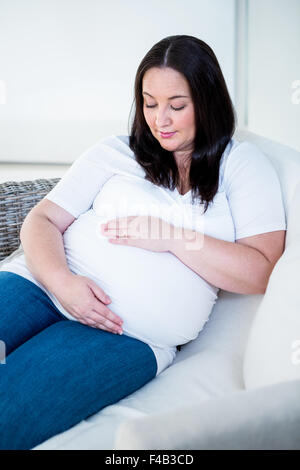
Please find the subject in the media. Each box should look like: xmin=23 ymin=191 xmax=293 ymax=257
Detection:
xmin=44 ymin=135 xmax=144 ymax=218
xmin=223 ymin=141 xmax=286 ymax=240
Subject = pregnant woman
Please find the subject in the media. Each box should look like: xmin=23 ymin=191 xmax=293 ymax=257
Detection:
xmin=0 ymin=35 xmax=286 ymax=449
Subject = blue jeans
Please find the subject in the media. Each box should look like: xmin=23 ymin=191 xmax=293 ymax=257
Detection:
xmin=0 ymin=271 xmax=157 ymax=450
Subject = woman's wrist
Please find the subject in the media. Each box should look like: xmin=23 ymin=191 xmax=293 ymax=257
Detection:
xmin=46 ymin=268 xmax=74 ymax=296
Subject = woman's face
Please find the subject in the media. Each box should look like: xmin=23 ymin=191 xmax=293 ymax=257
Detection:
xmin=142 ymin=67 xmax=196 ymax=156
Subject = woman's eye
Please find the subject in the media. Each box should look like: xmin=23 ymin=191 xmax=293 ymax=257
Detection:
xmin=145 ymin=104 xmax=185 ymax=111
xmin=172 ymin=106 xmax=185 ymax=111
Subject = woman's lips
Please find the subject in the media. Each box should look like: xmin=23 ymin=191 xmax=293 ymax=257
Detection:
xmin=160 ymin=131 xmax=177 ymax=139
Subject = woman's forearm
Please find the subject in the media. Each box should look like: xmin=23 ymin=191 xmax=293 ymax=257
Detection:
xmin=169 ymin=228 xmax=272 ymax=294
xmin=20 ymin=213 xmax=73 ymax=294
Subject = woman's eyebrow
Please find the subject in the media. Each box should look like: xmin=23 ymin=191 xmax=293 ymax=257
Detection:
xmin=142 ymin=91 xmax=189 ymax=100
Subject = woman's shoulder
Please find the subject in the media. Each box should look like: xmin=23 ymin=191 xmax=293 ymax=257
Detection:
xmin=100 ymin=134 xmax=130 ymax=147
xmin=221 ymin=138 xmax=279 ymax=194
xmin=93 ymin=134 xmax=131 ymax=155
xmin=223 ymin=138 xmax=273 ymax=176
xmin=228 ymin=138 xmax=271 ymax=164
xmin=218 ymin=138 xmax=274 ymax=192
xmin=79 ymin=134 xmax=146 ymax=178
xmin=79 ymin=134 xmax=136 ymax=165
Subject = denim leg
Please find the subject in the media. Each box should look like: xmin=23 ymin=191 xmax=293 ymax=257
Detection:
xmin=0 ymin=271 xmax=65 ymax=355
xmin=0 ymin=321 xmax=157 ymax=450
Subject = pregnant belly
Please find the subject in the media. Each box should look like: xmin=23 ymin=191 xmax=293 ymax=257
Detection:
xmin=63 ymin=210 xmax=218 ymax=349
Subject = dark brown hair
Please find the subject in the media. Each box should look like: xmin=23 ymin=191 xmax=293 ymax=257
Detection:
xmin=128 ymin=35 xmax=236 ymax=212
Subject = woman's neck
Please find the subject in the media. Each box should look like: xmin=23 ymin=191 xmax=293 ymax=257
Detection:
xmin=177 ymin=166 xmax=191 ymax=195
xmin=174 ymin=150 xmax=191 ymax=171
xmin=172 ymin=149 xmax=193 ymax=195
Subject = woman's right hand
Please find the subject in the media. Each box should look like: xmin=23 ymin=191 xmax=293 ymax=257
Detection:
xmin=53 ymin=273 xmax=123 ymax=334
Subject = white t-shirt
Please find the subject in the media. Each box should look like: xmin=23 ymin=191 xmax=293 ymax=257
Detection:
xmin=0 ymin=135 xmax=286 ymax=375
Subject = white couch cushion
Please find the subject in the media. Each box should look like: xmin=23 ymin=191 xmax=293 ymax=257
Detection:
xmin=243 ymin=182 xmax=300 ymax=389
xmin=115 ymin=378 xmax=300 ymax=450
xmin=0 ymin=245 xmax=23 ymax=268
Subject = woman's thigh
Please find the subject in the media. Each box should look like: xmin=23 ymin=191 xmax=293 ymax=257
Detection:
xmin=0 ymin=320 xmax=157 ymax=450
xmin=0 ymin=271 xmax=64 ymax=355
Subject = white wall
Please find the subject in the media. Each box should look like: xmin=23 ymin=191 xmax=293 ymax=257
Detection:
xmin=246 ymin=0 xmax=300 ymax=152
xmin=0 ymin=0 xmax=236 ymax=163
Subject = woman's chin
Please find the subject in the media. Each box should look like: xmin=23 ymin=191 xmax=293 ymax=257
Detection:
xmin=158 ymin=139 xmax=178 ymax=150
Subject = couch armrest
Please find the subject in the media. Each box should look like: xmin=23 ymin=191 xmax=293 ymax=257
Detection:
xmin=115 ymin=379 xmax=300 ymax=450
xmin=0 ymin=178 xmax=60 ymax=261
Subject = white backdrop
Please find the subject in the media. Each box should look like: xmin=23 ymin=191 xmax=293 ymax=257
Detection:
xmin=247 ymin=0 xmax=300 ymax=152
xmin=0 ymin=0 xmax=236 ymax=163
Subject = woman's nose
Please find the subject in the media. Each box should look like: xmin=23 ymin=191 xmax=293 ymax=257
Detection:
xmin=155 ymin=108 xmax=172 ymax=129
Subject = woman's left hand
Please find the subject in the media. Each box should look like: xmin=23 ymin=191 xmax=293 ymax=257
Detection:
xmin=100 ymin=216 xmax=176 ymax=253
